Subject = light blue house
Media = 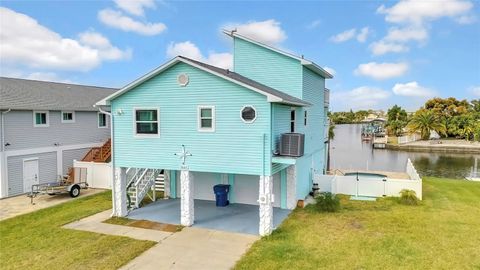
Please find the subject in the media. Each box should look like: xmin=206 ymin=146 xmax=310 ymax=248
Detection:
xmin=96 ymin=31 xmax=332 ymax=236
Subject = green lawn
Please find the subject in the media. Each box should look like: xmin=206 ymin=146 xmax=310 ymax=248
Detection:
xmin=235 ymin=177 xmax=480 ymax=270
xmin=0 ymin=191 xmax=155 ymax=270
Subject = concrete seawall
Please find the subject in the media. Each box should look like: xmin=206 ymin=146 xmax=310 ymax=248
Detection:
xmin=386 ymin=144 xmax=480 ymax=154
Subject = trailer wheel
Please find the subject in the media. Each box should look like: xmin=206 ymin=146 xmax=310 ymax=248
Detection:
xmin=70 ymin=185 xmax=81 ymax=198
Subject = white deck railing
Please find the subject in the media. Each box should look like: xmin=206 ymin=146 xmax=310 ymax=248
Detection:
xmin=398 ymin=133 xmax=421 ymax=144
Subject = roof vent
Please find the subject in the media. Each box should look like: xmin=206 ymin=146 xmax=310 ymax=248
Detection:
xmin=177 ymin=73 xmax=189 ymax=86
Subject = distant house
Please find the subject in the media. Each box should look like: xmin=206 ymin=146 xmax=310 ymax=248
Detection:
xmin=0 ymin=77 xmax=116 ymax=198
xmin=96 ymin=31 xmax=333 ymax=236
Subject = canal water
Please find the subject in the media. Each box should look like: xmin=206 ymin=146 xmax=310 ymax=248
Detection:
xmin=330 ymin=124 xmax=479 ymax=179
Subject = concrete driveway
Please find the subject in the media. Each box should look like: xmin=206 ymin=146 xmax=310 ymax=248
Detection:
xmin=63 ymin=209 xmax=259 ymax=270
xmin=0 ymin=188 xmax=104 ymax=221
xmin=120 ymin=227 xmax=259 ymax=270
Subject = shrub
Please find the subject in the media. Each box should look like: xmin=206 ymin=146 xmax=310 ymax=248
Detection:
xmin=315 ymin=192 xmax=340 ymax=212
xmin=399 ymin=189 xmax=419 ymax=205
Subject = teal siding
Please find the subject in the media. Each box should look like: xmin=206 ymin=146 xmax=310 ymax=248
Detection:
xmin=302 ymin=67 xmax=327 ymax=174
xmin=271 ymin=162 xmax=289 ymax=175
xmin=170 ymin=170 xmax=177 ymax=198
xmin=293 ymin=67 xmax=328 ymax=200
xmin=112 ymin=62 xmax=272 ymax=176
xmin=295 ymin=155 xmax=311 ymax=200
xmin=233 ymin=38 xmax=303 ymax=99
xmin=271 ymin=104 xmax=291 ymax=152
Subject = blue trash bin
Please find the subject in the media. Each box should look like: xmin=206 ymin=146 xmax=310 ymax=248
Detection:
xmin=213 ymin=184 xmax=230 ymax=207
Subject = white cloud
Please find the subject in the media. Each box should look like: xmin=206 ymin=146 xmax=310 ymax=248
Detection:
xmin=0 ymin=67 xmax=72 ymax=83
xmin=307 ymin=19 xmax=321 ymax=29
xmin=332 ymin=86 xmax=391 ymax=109
xmin=98 ymin=9 xmax=166 ymax=36
xmin=166 ymin=41 xmax=233 ymax=69
xmin=371 ymin=0 xmax=475 ymax=56
xmin=354 ymin=62 xmax=409 ymax=80
xmin=370 ymin=40 xmax=409 ymax=55
xmin=0 ymin=7 xmax=129 ymax=72
xmin=377 ymin=0 xmax=474 ymax=25
xmin=330 ymin=27 xmax=370 ymax=43
xmin=25 ymin=72 xmax=72 ymax=83
xmin=330 ymin=28 xmax=356 ymax=43
xmin=206 ymin=52 xmax=234 ymax=70
xmin=166 ymin=41 xmax=203 ymax=61
xmin=392 ymin=81 xmax=436 ymax=97
xmin=456 ymin=15 xmax=477 ymax=24
xmin=224 ymin=19 xmax=287 ymax=46
xmin=385 ymin=26 xmax=428 ymax=43
xmin=469 ymin=86 xmax=480 ymax=96
xmin=78 ymin=30 xmax=132 ymax=60
xmin=323 ymin=66 xmax=336 ymax=76
xmin=114 ymin=0 xmax=156 ymax=17
xmin=369 ymin=27 xmax=425 ymax=55
xmin=356 ymin=27 xmax=370 ymax=42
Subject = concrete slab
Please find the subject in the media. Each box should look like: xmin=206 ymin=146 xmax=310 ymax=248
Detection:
xmin=63 ymin=210 xmax=172 ymax=242
xmin=0 ymin=188 xmax=104 ymax=221
xmin=127 ymin=199 xmax=291 ymax=235
xmin=120 ymin=227 xmax=259 ymax=270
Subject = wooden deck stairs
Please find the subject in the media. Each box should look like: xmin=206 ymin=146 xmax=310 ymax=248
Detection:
xmin=82 ymin=138 xmax=112 ymax=162
xmin=66 ymin=138 xmax=111 ymax=181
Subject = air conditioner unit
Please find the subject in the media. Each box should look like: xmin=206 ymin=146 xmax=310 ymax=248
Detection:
xmin=279 ymin=133 xmax=304 ymax=157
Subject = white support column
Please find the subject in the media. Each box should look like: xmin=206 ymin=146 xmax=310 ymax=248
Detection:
xmin=286 ymin=165 xmax=297 ymax=210
xmin=259 ymin=175 xmax=274 ymax=236
xmin=180 ymin=169 xmax=194 ymax=226
xmin=113 ymin=167 xmax=127 ymax=217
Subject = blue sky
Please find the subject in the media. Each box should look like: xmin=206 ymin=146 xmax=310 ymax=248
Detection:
xmin=1 ymin=0 xmax=479 ymax=112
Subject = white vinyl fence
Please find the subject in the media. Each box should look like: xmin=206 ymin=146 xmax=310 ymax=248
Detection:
xmin=315 ymin=159 xmax=422 ymax=200
xmin=73 ymin=161 xmax=112 ymax=189
xmin=397 ymin=133 xmax=421 ymax=144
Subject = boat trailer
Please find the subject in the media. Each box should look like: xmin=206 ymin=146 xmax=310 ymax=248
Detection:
xmin=27 ymin=167 xmax=88 ymax=204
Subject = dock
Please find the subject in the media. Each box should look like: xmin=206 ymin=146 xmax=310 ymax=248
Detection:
xmin=373 ymin=135 xmax=387 ymax=149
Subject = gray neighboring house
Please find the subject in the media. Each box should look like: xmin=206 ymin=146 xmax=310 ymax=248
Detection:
xmin=0 ymin=77 xmax=117 ymax=198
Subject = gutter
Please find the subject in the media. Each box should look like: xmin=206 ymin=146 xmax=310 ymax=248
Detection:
xmin=95 ymin=106 xmax=116 ymax=216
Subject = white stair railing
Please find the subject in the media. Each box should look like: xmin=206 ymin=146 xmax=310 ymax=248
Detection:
xmin=135 ymin=169 xmax=158 ymax=208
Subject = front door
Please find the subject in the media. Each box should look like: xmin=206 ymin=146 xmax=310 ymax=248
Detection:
xmin=23 ymin=159 xmax=39 ymax=193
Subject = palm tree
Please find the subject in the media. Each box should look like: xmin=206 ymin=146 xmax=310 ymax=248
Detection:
xmin=408 ymin=109 xmax=446 ymax=140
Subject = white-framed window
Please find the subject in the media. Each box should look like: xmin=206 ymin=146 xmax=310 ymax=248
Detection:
xmin=61 ymin=111 xmax=75 ymax=123
xmin=240 ymin=105 xmax=257 ymax=123
xmin=290 ymin=108 xmax=295 ymax=132
xmin=98 ymin=112 xmax=107 ymax=128
xmin=33 ymin=111 xmax=49 ymax=127
xmin=304 ymin=110 xmax=308 ymax=126
xmin=197 ymin=105 xmax=215 ymax=132
xmin=134 ymin=108 xmax=159 ymax=137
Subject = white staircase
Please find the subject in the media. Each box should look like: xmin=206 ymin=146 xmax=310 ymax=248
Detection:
xmin=126 ymin=168 xmax=168 ymax=209
xmin=126 ymin=168 xmax=159 ymax=209
xmin=155 ymin=172 xmax=166 ymax=192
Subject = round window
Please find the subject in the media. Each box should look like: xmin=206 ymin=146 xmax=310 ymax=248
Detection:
xmin=241 ymin=106 xmax=256 ymax=123
xmin=177 ymin=73 xmax=189 ymax=86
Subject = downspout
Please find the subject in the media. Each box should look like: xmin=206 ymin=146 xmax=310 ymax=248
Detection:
xmin=97 ymin=106 xmax=116 ymax=216
xmin=1 ymin=109 xmax=11 ymax=152
xmin=1 ymin=109 xmax=11 ymax=198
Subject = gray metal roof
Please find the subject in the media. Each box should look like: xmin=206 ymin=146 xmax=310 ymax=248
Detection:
xmin=0 ymin=77 xmax=117 ymax=111
xmin=178 ymin=56 xmax=311 ymax=106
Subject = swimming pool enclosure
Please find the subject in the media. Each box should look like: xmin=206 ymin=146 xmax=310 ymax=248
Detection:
xmin=315 ymin=159 xmax=422 ymax=199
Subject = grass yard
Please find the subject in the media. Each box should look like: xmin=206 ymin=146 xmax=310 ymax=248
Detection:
xmin=0 ymin=191 xmax=155 ymax=270
xmin=235 ymin=177 xmax=480 ymax=270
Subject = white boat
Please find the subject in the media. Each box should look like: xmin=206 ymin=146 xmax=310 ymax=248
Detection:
xmin=466 ymin=158 xmax=480 ymax=182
